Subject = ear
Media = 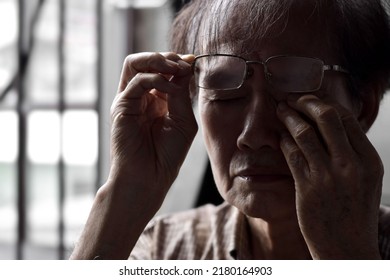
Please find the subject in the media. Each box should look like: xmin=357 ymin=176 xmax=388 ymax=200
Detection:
xmin=357 ymin=89 xmax=381 ymax=133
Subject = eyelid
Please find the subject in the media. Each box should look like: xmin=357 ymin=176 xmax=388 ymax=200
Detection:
xmin=202 ymin=90 xmax=246 ymax=101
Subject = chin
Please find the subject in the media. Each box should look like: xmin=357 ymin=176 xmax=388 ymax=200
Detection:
xmin=224 ymin=187 xmax=296 ymax=221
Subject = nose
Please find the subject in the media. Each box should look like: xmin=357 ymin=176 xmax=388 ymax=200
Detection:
xmin=236 ymin=80 xmax=284 ymax=152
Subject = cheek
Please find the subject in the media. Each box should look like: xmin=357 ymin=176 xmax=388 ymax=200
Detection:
xmin=199 ymin=100 xmax=242 ymax=189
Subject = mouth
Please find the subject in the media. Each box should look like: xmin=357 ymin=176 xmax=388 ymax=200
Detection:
xmin=235 ymin=167 xmax=293 ymax=185
xmin=238 ymin=174 xmax=293 ymax=184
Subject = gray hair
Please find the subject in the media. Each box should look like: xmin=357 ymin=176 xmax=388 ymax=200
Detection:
xmin=171 ymin=0 xmax=390 ymax=100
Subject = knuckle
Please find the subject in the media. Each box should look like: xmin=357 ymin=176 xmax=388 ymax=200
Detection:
xmin=163 ymin=52 xmax=180 ymax=61
xmin=151 ymin=74 xmax=168 ymax=88
xmin=123 ymin=54 xmax=139 ymax=76
xmin=147 ymin=52 xmax=165 ymax=66
xmin=287 ymin=148 xmax=304 ymax=168
xmin=133 ymin=72 xmax=147 ymax=82
xmin=124 ymin=53 xmax=138 ymax=67
xmin=334 ymin=155 xmax=353 ymax=170
xmin=315 ymin=105 xmax=338 ymax=123
xmin=129 ymin=74 xmax=148 ymax=91
xmin=340 ymin=112 xmax=355 ymax=122
xmin=149 ymin=51 xmax=164 ymax=59
xmin=294 ymin=123 xmax=315 ymax=141
xmin=133 ymin=72 xmax=160 ymax=87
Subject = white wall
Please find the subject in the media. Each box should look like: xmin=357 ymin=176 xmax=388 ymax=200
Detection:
xmin=368 ymin=92 xmax=390 ymax=206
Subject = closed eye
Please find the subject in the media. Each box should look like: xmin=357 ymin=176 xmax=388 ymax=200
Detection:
xmin=204 ymin=70 xmax=239 ymax=89
xmin=202 ymin=90 xmax=247 ymax=102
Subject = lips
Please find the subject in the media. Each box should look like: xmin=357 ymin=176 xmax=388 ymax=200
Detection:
xmin=235 ymin=167 xmax=293 ymax=184
xmin=239 ymin=174 xmax=292 ymax=184
xmin=230 ymin=150 xmax=293 ymax=185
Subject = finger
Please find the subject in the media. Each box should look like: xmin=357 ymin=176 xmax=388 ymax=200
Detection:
xmin=154 ymin=52 xmax=194 ymax=79
xmin=112 ymin=73 xmax=181 ymax=120
xmin=118 ymin=71 xmax=195 ymax=132
xmin=162 ymin=53 xmax=195 ymax=63
xmin=159 ymin=55 xmax=194 ymax=121
xmin=122 ymin=72 xmax=182 ymax=101
xmin=165 ymin=67 xmax=197 ymax=135
xmin=279 ymin=131 xmax=309 ymax=184
xmin=180 ymin=54 xmax=196 ymax=64
xmin=117 ymin=52 xmax=182 ymax=93
xmin=277 ymin=102 xmax=328 ymax=169
xmin=334 ymin=104 xmax=380 ymax=160
xmin=286 ymin=95 xmax=354 ymax=158
xmin=115 ymin=52 xmax=195 ymax=137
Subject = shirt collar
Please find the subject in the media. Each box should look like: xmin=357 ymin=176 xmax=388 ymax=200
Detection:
xmin=228 ymin=205 xmax=252 ymax=260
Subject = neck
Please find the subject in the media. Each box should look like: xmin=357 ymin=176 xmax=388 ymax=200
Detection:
xmin=247 ymin=216 xmax=312 ymax=259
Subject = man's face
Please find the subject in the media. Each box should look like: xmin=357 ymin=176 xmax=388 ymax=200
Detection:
xmin=197 ymin=5 xmax=357 ymax=221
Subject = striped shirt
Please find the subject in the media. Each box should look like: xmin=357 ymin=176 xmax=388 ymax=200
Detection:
xmin=129 ymin=202 xmax=390 ymax=259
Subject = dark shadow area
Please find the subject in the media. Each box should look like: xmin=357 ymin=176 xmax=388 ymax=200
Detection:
xmin=195 ymin=160 xmax=224 ymax=207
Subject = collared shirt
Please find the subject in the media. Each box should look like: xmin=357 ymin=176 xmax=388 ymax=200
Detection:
xmin=129 ymin=202 xmax=390 ymax=260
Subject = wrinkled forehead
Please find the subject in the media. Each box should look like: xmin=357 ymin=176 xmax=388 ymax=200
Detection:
xmin=197 ymin=0 xmax=331 ymax=57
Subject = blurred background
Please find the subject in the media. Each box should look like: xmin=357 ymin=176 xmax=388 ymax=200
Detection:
xmin=0 ymin=0 xmax=389 ymax=259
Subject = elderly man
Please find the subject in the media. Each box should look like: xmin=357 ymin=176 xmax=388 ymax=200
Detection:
xmin=71 ymin=0 xmax=390 ymax=259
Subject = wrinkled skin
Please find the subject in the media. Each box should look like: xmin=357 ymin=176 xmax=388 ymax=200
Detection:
xmin=71 ymin=2 xmax=384 ymax=259
xmin=70 ymin=52 xmax=197 ymax=259
xmin=197 ymin=4 xmax=383 ymax=258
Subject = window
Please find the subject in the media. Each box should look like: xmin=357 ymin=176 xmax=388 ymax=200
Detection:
xmin=0 ymin=0 xmax=204 ymax=260
xmin=4 ymin=0 xmax=386 ymax=262
xmin=0 ymin=0 xmax=101 ymax=259
xmin=0 ymin=0 xmax=19 ymax=260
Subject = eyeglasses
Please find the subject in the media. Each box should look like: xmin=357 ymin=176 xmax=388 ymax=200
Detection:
xmin=192 ymin=54 xmax=349 ymax=93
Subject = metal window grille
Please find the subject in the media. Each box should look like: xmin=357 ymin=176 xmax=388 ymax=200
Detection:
xmin=0 ymin=0 xmax=103 ymax=259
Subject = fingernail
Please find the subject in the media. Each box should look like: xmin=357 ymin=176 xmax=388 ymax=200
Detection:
xmin=180 ymin=54 xmax=196 ymax=62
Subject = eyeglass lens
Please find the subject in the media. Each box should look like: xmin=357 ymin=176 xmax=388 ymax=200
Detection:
xmin=194 ymin=55 xmax=325 ymax=92
xmin=266 ymin=56 xmax=324 ymax=92
xmin=194 ymin=56 xmax=247 ymax=90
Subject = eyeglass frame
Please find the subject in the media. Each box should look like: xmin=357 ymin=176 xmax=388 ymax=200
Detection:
xmin=192 ymin=54 xmax=350 ymax=93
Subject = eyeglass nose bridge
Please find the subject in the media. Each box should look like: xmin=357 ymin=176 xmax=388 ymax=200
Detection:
xmin=244 ymin=60 xmax=273 ymax=82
